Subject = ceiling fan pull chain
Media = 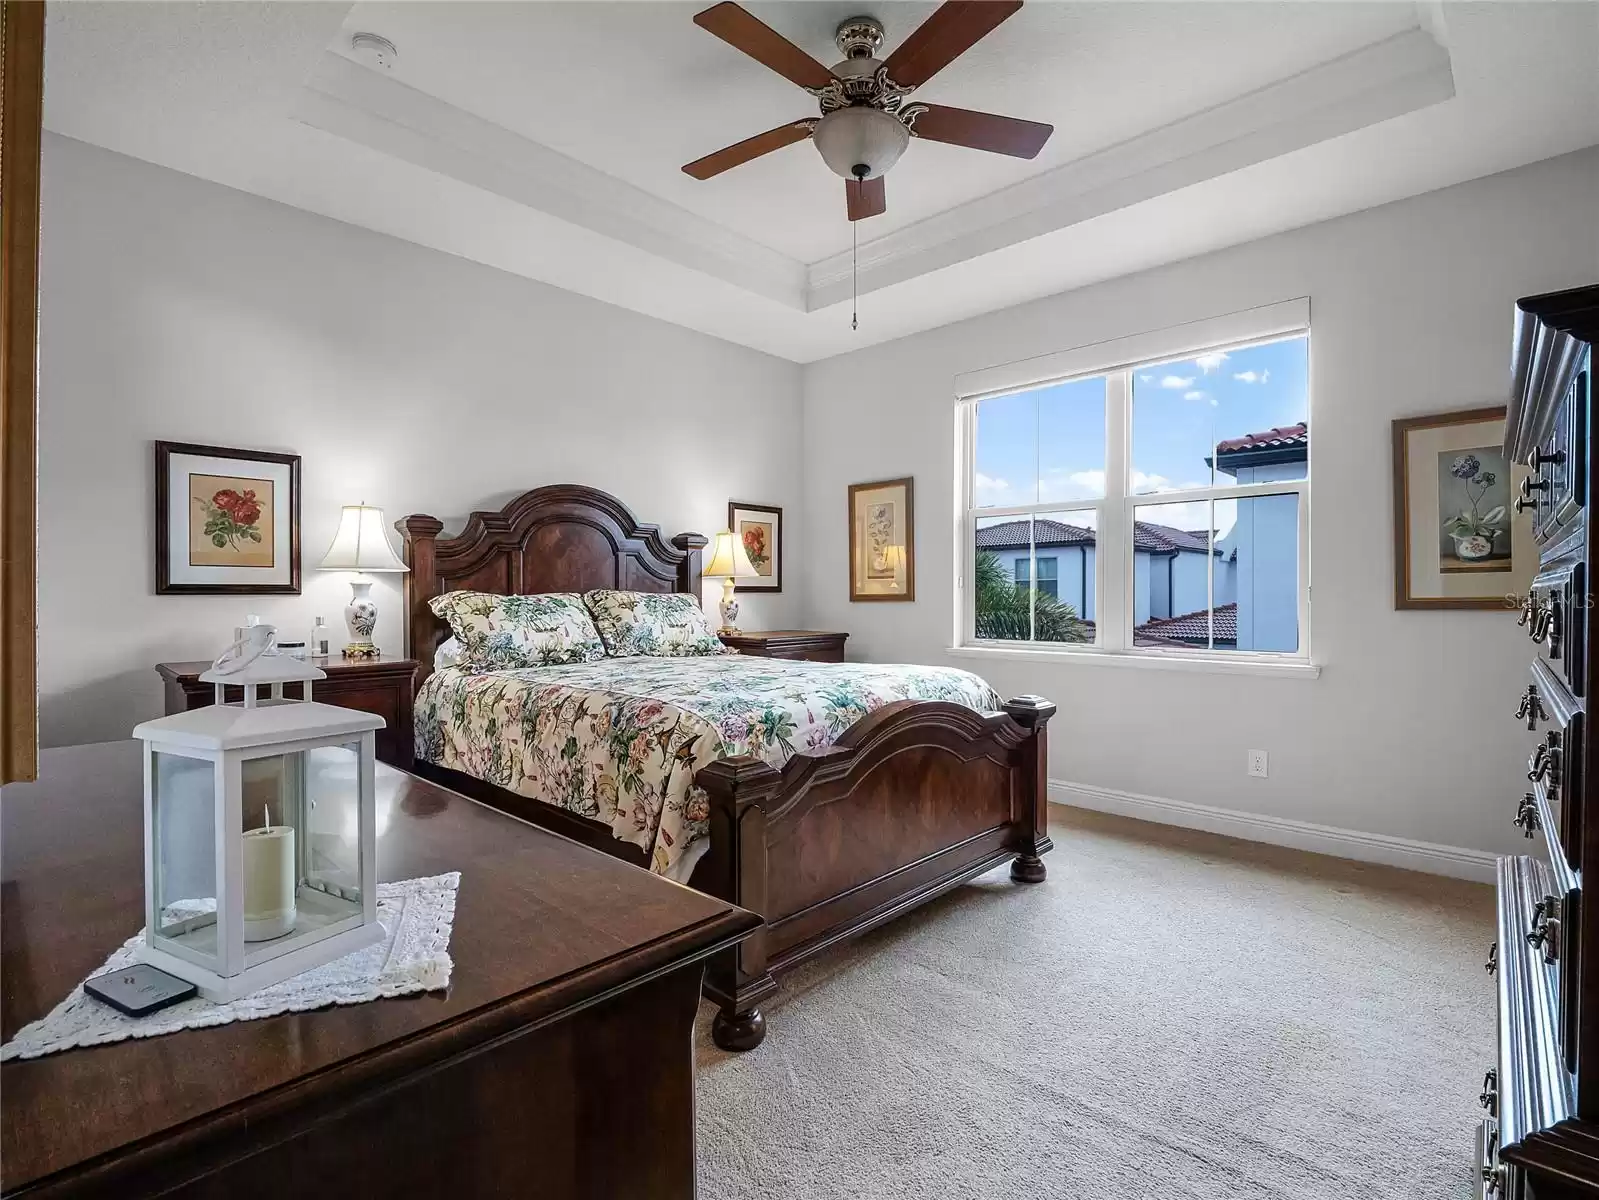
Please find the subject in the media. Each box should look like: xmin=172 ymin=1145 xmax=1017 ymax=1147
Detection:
xmin=852 ymin=216 xmax=858 ymax=332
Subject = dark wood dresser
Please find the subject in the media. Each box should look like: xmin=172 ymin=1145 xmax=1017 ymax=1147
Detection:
xmin=718 ymin=630 xmax=848 ymax=662
xmin=1 ymin=741 xmax=759 ymax=1199
xmin=157 ymin=657 xmax=418 ymax=768
xmin=1489 ymin=284 xmax=1599 ymax=1197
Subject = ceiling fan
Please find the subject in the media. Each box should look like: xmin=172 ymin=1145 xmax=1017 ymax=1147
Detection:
xmin=683 ymin=1 xmax=1053 ymax=222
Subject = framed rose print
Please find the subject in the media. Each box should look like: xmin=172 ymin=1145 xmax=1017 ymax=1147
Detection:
xmin=156 ymin=441 xmax=301 ymax=594
xmin=1392 ymin=407 xmax=1533 ymax=609
xmin=729 ymin=501 xmax=782 ymax=593
xmin=849 ymin=477 xmax=915 ymax=602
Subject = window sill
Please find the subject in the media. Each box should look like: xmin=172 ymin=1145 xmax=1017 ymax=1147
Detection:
xmin=946 ymin=644 xmax=1321 ymax=679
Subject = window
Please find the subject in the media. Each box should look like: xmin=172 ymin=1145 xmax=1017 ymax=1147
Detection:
xmin=958 ymin=305 xmax=1310 ymax=661
xmin=1013 ymin=556 xmax=1059 ymax=598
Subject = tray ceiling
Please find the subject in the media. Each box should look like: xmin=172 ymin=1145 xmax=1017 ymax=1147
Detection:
xmin=41 ymin=2 xmax=1599 ymax=361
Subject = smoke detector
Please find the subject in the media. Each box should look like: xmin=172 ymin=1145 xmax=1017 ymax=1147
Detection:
xmin=349 ymin=32 xmax=397 ymax=70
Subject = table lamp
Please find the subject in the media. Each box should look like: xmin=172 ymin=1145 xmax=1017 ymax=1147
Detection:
xmin=703 ymin=529 xmax=758 ymax=634
xmin=317 ymin=503 xmax=409 ymax=659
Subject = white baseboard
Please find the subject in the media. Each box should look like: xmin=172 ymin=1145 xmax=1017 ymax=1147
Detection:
xmin=1049 ymin=779 xmax=1497 ymax=884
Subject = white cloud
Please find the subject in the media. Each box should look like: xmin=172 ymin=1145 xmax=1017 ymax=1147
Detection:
xmin=1233 ymin=368 xmax=1271 ymax=384
xmin=1195 ymin=352 xmax=1229 ymax=373
xmin=974 ymin=473 xmax=1013 ymax=503
xmin=1138 ymin=374 xmax=1154 ymax=383
xmin=1160 ymin=375 xmax=1195 ymax=389
xmin=1130 ymin=471 xmax=1172 ymax=492
xmin=1183 ymin=390 xmax=1206 ymax=401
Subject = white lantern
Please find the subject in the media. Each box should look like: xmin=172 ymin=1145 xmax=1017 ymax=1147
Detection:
xmin=131 ymin=635 xmax=384 ymax=1002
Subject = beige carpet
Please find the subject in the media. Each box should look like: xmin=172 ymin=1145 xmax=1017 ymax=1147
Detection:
xmin=695 ymin=805 xmax=1494 ymax=1199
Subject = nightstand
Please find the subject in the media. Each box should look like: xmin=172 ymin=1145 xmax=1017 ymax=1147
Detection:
xmin=718 ymin=630 xmax=849 ymax=663
xmin=156 ymin=657 xmax=419 ymax=768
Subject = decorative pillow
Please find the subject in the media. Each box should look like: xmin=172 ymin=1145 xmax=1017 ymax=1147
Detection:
xmin=583 ymin=590 xmax=728 ymax=658
xmin=427 ymin=591 xmax=606 ymax=670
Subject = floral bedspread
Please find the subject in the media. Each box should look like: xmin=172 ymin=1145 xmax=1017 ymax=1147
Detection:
xmin=415 ymin=655 xmax=1003 ymax=880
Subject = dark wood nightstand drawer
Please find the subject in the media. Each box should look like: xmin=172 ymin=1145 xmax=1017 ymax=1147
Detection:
xmin=718 ymin=631 xmax=848 ymax=663
xmin=156 ymin=658 xmax=419 ymax=768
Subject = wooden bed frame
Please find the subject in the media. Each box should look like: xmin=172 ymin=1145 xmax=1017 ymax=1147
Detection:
xmin=397 ymin=485 xmax=1055 ymax=1051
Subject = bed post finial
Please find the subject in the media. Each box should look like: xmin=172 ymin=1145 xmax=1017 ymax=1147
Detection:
xmin=672 ymin=532 xmax=708 ymax=598
xmin=397 ymin=514 xmax=445 ymax=680
xmin=697 ymin=754 xmax=782 ymax=1051
xmin=1003 ymin=695 xmax=1056 ymax=883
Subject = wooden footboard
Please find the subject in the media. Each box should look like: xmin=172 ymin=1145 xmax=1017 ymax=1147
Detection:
xmin=692 ymin=695 xmax=1055 ymax=1050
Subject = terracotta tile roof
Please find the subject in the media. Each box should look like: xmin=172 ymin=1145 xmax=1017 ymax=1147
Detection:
xmin=975 ymin=519 xmax=1213 ymax=554
xmin=974 ymin=519 xmax=1093 ymax=549
xmin=1215 ymin=423 xmax=1307 ymax=454
xmin=1134 ymin=602 xmax=1237 ymax=644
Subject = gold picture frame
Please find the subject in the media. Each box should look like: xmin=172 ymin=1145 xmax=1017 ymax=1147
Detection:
xmin=1392 ymin=406 xmax=1533 ymax=609
xmin=849 ymin=477 xmax=915 ymax=602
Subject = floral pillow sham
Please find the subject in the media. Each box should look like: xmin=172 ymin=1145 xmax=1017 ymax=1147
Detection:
xmin=583 ymin=590 xmax=729 ymax=658
xmin=428 ymin=591 xmax=606 ymax=670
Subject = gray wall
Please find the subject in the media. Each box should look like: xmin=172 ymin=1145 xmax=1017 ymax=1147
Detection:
xmin=800 ymin=147 xmax=1599 ymax=858
xmin=37 ymin=134 xmax=804 ymax=746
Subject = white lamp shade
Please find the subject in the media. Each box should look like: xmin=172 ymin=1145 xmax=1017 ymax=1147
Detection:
xmin=318 ymin=505 xmax=409 ymax=573
xmin=704 ymin=530 xmax=758 ymax=578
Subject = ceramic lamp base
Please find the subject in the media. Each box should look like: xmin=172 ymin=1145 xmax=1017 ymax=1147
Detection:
xmin=343 ymin=577 xmax=380 ymax=660
xmin=718 ymin=577 xmax=740 ymax=635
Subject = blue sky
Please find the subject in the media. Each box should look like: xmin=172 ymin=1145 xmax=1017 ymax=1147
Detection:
xmin=975 ymin=335 xmax=1309 ymax=535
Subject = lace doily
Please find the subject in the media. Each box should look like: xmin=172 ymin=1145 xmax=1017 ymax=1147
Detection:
xmin=1 ymin=872 xmax=460 ymax=1062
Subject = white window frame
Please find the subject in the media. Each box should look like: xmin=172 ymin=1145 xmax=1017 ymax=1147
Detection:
xmin=953 ymin=299 xmax=1313 ymax=670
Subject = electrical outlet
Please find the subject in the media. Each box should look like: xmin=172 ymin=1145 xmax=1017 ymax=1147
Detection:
xmin=1247 ymin=750 xmax=1269 ymax=779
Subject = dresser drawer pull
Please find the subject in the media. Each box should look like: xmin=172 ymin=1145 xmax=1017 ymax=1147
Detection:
xmin=1528 ymin=745 xmax=1552 ymax=783
xmin=1480 ymin=1068 xmax=1498 ymax=1115
xmin=1516 ymin=684 xmax=1547 ymax=729
xmin=1518 ymin=594 xmax=1537 ymax=627
xmin=1515 ymin=794 xmax=1540 ymax=836
xmin=1521 ymin=475 xmax=1550 ymax=497
xmin=1515 ymin=496 xmax=1537 ymax=514
xmin=1485 ymin=941 xmax=1497 ymax=976
xmin=1528 ymin=899 xmax=1561 ymax=963
xmin=1480 ymin=1121 xmax=1504 ymax=1196
xmin=1531 ymin=447 xmax=1566 ymax=471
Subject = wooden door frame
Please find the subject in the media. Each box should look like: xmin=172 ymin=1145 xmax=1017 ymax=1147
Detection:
xmin=1 ymin=0 xmax=44 ymax=782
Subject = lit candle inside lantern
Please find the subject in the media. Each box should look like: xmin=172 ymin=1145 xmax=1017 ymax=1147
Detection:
xmin=242 ymin=805 xmax=297 ymax=941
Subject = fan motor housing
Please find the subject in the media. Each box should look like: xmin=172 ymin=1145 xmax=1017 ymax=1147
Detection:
xmin=835 ymin=16 xmax=885 ymax=59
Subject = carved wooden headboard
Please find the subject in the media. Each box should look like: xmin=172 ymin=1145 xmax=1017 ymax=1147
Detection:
xmin=396 ymin=484 xmax=707 ymax=684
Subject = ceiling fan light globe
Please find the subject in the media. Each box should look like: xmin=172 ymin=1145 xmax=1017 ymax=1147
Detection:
xmin=812 ymin=106 xmax=909 ymax=181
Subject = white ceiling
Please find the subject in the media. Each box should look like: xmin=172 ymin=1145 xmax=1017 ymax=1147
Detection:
xmin=41 ymin=2 xmax=1599 ymax=363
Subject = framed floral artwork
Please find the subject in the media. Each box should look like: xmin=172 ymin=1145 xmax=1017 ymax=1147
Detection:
xmin=849 ymin=477 xmax=915 ymax=602
xmin=1392 ymin=408 xmax=1534 ymax=609
xmin=728 ymin=501 xmax=782 ymax=593
xmin=156 ymin=441 xmax=301 ymax=594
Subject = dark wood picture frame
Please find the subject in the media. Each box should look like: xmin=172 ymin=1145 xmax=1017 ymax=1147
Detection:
xmin=1392 ymin=405 xmax=1516 ymax=610
xmin=727 ymin=500 xmax=782 ymax=594
xmin=155 ymin=441 xmax=302 ymax=595
xmin=848 ymin=476 xmax=916 ymax=602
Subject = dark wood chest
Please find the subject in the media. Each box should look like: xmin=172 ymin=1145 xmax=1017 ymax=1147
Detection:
xmin=1489 ymin=284 xmax=1599 ymax=1198
xmin=718 ymin=630 xmax=848 ymax=662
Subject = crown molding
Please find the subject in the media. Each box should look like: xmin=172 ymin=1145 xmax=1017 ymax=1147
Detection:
xmin=805 ymin=26 xmax=1455 ymax=310
xmin=292 ymin=26 xmax=1453 ymax=320
xmin=291 ymin=51 xmax=808 ymax=310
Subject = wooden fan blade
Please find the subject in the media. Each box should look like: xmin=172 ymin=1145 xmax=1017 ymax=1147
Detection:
xmin=683 ymin=120 xmax=815 ymax=179
xmin=846 ymin=176 xmax=886 ymax=221
xmin=882 ymin=1 xmax=1023 ymax=90
xmin=693 ymin=2 xmax=836 ymax=91
xmin=908 ymin=103 xmax=1052 ymax=158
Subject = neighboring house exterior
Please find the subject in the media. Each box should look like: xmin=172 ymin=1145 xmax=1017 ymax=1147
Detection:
xmin=978 ymin=423 xmax=1305 ymax=650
